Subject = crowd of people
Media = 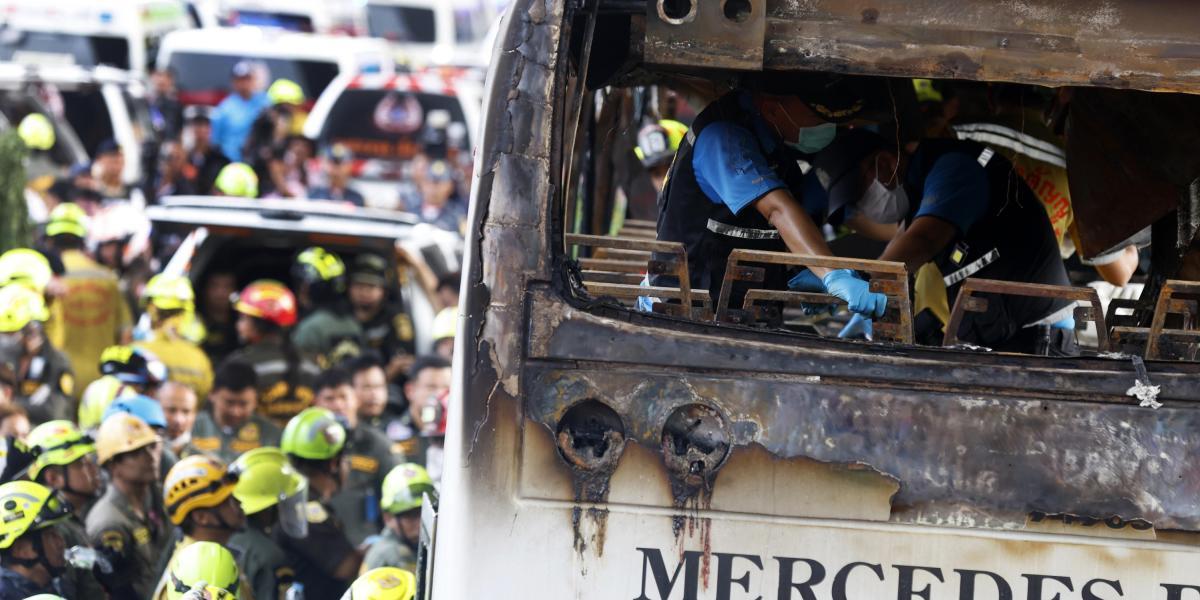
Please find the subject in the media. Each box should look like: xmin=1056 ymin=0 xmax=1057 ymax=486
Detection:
xmin=0 ymin=188 xmax=460 ymax=597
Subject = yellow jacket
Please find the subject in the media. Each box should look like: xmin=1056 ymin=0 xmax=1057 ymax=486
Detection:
xmin=136 ymin=328 xmax=214 ymax=400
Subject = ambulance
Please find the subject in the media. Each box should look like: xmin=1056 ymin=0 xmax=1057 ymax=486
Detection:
xmin=0 ymin=0 xmax=191 ymax=74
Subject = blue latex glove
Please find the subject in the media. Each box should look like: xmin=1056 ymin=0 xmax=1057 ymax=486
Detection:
xmin=787 ymin=269 xmax=836 ymax=316
xmin=822 ymin=269 xmax=888 ymax=318
xmin=838 ymin=313 xmax=874 ymax=340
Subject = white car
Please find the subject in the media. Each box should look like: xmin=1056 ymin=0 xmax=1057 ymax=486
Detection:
xmin=303 ymin=69 xmax=482 ymax=210
xmin=212 ymin=0 xmax=360 ymax=35
xmin=0 ymin=0 xmax=192 ymax=75
xmin=156 ymin=27 xmax=394 ymax=107
xmin=0 ymin=63 xmax=153 ymax=185
xmin=359 ymin=0 xmax=498 ymax=69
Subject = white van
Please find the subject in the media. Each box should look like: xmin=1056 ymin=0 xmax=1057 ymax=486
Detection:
xmin=156 ymin=27 xmax=393 ymax=107
xmin=0 ymin=63 xmax=153 ymax=185
xmin=359 ymin=0 xmax=496 ymax=68
xmin=0 ymin=0 xmax=191 ymax=74
xmin=303 ymin=69 xmax=482 ymax=209
xmin=215 ymin=0 xmax=360 ymax=35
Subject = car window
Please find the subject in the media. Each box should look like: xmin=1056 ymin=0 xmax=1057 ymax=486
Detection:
xmin=0 ymin=90 xmax=88 ymax=168
xmin=0 ymin=30 xmax=130 ymax=70
xmin=317 ymin=88 xmax=467 ymax=159
xmin=366 ymin=4 xmax=437 ymax=43
xmin=230 ymin=11 xmax=317 ymax=33
xmin=59 ymin=87 xmax=115 ymax=157
xmin=167 ymin=52 xmax=340 ymax=100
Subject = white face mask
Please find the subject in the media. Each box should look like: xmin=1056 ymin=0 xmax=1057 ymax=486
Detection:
xmin=858 ymin=177 xmax=909 ymax=224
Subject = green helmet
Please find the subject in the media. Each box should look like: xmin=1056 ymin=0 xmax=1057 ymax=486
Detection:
xmin=294 ymin=247 xmax=346 ymax=284
xmin=46 ymin=202 xmax=87 ymax=238
xmin=215 ymin=162 xmax=259 ymax=198
xmin=380 ymin=463 xmax=435 ymax=514
xmin=167 ymin=541 xmax=239 ymax=600
xmin=230 ymin=447 xmax=309 ymax=538
xmin=280 ymin=407 xmax=346 ymax=460
xmin=267 ymin=78 xmax=305 ymax=106
xmin=26 ymin=420 xmax=95 ymax=481
xmin=78 ymin=375 xmax=136 ymax=431
xmin=0 ymin=481 xmax=70 ymax=549
xmin=0 ymin=248 xmax=54 ymax=293
xmin=17 ymin=113 xmax=55 ymax=151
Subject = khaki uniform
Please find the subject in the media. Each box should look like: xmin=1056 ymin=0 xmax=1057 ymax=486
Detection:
xmin=152 ymin=535 xmax=256 ymax=600
xmin=190 ymin=410 xmax=282 ymax=464
xmin=136 ymin=331 xmax=214 ymax=399
xmin=229 ymin=526 xmax=296 ymax=600
xmin=45 ymin=250 xmax=132 ymax=396
xmin=361 ymin=527 xmax=417 ymax=573
xmin=58 ymin=515 xmax=106 ymax=599
xmin=330 ymin=425 xmax=397 ymax=545
xmin=274 ymin=500 xmax=357 ymax=600
xmin=85 ymin=485 xmax=169 ymax=599
xmin=0 ymin=342 xmax=75 ymax=424
xmin=225 ymin=340 xmax=320 ymax=427
xmin=291 ymin=308 xmax=364 ymax=367
xmin=359 ymin=307 xmax=416 ymax=363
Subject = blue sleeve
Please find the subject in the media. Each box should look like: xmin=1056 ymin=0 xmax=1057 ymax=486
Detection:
xmin=914 ymin=153 xmax=991 ymax=233
xmin=691 ymin=122 xmax=785 ymax=215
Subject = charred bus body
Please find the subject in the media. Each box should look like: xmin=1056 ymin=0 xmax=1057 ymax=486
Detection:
xmin=431 ymin=1 xmax=1200 ymax=598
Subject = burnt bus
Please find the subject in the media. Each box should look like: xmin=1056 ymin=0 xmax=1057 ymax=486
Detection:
xmin=426 ymin=1 xmax=1200 ymax=598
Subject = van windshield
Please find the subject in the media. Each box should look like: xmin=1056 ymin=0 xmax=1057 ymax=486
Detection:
xmin=365 ymin=4 xmax=437 ymax=43
xmin=228 ymin=11 xmax=316 ymax=33
xmin=167 ymin=52 xmax=339 ymax=104
xmin=0 ymin=30 xmax=130 ymax=70
xmin=316 ymin=88 xmax=467 ymax=163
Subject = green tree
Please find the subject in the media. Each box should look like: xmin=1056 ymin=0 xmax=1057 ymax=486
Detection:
xmin=0 ymin=131 xmax=31 ymax=252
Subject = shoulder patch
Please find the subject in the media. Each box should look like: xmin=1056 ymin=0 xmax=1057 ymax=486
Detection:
xmin=99 ymin=530 xmax=126 ymax=553
xmin=59 ymin=373 xmax=74 ymax=396
xmin=305 ymin=501 xmax=328 ymax=524
xmin=348 ymin=455 xmax=379 ymax=473
xmin=238 ymin=422 xmax=260 ymax=441
xmin=192 ymin=437 xmax=221 ymax=452
xmin=393 ymin=314 xmax=414 ymax=341
xmin=132 ymin=527 xmax=151 ymax=545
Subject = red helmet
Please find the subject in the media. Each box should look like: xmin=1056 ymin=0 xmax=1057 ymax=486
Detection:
xmin=233 ymin=280 xmax=298 ymax=327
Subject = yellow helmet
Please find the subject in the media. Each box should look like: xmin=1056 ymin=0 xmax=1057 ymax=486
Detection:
xmin=46 ymin=202 xmax=88 ymax=238
xmin=343 ymin=567 xmax=416 ymax=600
xmin=912 ymin=78 xmax=944 ymax=104
xmin=167 ymin=541 xmax=240 ymax=600
xmin=431 ymin=308 xmax=456 ymax=342
xmin=215 ymin=163 xmax=259 ymax=198
xmin=0 ymin=481 xmax=70 ymax=550
xmin=164 ymin=455 xmax=238 ymax=526
xmin=0 ymin=248 xmax=53 ymax=293
xmin=17 ymin=113 xmax=55 ymax=151
xmin=0 ymin=285 xmax=50 ymax=333
xmin=26 ymin=420 xmax=95 ymax=481
xmin=79 ymin=375 xmax=136 ymax=431
xmin=142 ymin=274 xmax=195 ymax=312
xmin=267 ymin=78 xmax=305 ymax=106
xmin=94 ymin=412 xmax=159 ymax=465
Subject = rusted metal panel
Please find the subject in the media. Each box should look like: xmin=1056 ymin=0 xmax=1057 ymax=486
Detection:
xmin=644 ymin=0 xmax=767 ymax=70
xmin=522 ymin=361 xmax=1200 ymax=530
xmin=758 ymin=0 xmax=1200 ymax=94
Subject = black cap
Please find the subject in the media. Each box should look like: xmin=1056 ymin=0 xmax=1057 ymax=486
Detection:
xmin=184 ymin=105 xmax=212 ymax=123
xmin=95 ymin=139 xmax=121 ymax=156
xmin=743 ymin=71 xmax=866 ymax=124
xmin=349 ymin=253 xmax=388 ymax=287
xmin=811 ymin=128 xmax=888 ymax=217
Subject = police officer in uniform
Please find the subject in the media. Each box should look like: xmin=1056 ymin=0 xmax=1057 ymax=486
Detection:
xmin=191 ymin=361 xmax=282 ymax=463
xmin=649 ymin=74 xmax=888 ymax=317
xmin=135 ymin=274 xmax=214 ymax=399
xmin=86 ymin=413 xmax=169 ymax=598
xmin=279 ymin=407 xmax=362 ymax=597
xmin=225 ymin=280 xmax=320 ymax=427
xmin=313 ymin=368 xmax=397 ymax=545
xmin=291 ymin=248 xmax=365 ymax=367
xmin=362 ymin=463 xmax=435 ymax=573
xmin=26 ymin=420 xmax=106 ymax=599
xmin=347 ymin=253 xmax=416 ymax=369
xmin=811 ymin=129 xmax=1075 ymax=352
xmin=229 ymin=447 xmax=308 ymax=600
xmin=0 ymin=286 xmax=74 ymax=424
xmin=0 ymin=481 xmax=72 ymax=599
